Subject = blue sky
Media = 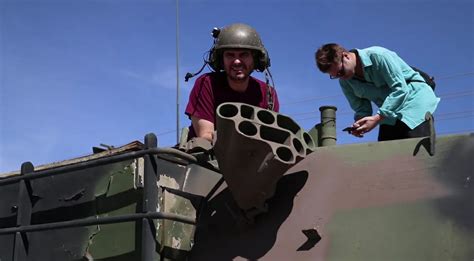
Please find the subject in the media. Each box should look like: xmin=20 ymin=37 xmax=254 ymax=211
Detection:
xmin=1 ymin=0 xmax=473 ymax=173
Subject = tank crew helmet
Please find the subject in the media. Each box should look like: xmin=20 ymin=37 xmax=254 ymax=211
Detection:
xmin=208 ymin=23 xmax=270 ymax=72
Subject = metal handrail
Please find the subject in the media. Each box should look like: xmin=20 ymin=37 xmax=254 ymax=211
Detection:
xmin=0 ymin=211 xmax=195 ymax=235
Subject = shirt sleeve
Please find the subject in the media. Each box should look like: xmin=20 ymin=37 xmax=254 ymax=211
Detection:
xmin=371 ymin=53 xmax=408 ymax=124
xmin=339 ymin=80 xmax=372 ymax=120
xmin=185 ymin=75 xmax=215 ymax=124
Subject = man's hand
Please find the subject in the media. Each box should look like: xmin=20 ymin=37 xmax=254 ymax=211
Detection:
xmin=191 ymin=116 xmax=214 ymax=142
xmin=351 ymin=114 xmax=384 ymax=138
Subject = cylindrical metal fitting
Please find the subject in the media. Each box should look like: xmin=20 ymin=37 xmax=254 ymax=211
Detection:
xmin=319 ymin=106 xmax=337 ymax=146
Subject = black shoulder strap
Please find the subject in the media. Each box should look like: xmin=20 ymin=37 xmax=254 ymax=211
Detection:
xmin=264 ymin=69 xmax=275 ymax=111
xmin=266 ymin=84 xmax=274 ymax=111
xmin=352 ymin=71 xmax=435 ymax=91
xmin=408 ymin=66 xmax=436 ymax=90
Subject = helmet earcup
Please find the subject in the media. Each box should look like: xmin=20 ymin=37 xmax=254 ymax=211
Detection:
xmin=208 ymin=48 xmax=224 ymax=71
xmin=255 ymin=48 xmax=270 ymax=72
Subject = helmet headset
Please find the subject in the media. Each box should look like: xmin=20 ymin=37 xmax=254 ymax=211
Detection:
xmin=185 ymin=23 xmax=271 ymax=81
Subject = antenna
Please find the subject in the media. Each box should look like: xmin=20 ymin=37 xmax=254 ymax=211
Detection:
xmin=175 ymin=0 xmax=180 ymax=144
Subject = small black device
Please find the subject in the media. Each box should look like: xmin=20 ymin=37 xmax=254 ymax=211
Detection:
xmin=342 ymin=126 xmax=357 ymax=133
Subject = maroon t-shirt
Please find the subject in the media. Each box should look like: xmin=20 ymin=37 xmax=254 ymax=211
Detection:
xmin=185 ymin=72 xmax=280 ymax=139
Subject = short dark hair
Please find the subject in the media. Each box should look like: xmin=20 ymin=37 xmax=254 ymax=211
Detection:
xmin=315 ymin=43 xmax=347 ymax=72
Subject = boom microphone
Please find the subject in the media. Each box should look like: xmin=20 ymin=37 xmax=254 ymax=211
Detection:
xmin=184 ymin=61 xmax=208 ymax=82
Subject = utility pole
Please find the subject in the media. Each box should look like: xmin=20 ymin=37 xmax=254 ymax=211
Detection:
xmin=175 ymin=0 xmax=180 ymax=143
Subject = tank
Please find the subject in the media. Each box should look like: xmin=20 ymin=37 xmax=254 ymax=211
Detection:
xmin=0 ymin=103 xmax=472 ymax=261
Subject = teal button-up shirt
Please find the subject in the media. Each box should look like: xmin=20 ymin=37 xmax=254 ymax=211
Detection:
xmin=339 ymin=46 xmax=440 ymax=129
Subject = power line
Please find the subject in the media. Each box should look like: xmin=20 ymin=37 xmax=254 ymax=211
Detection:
xmin=436 ymin=109 xmax=474 ymax=117
xmin=282 ymin=72 xmax=474 ymax=106
xmin=437 ymin=114 xmax=474 ymax=122
xmin=438 ymin=90 xmax=474 ymax=99
xmin=437 ymin=72 xmax=474 ymax=80
xmin=167 ymin=85 xmax=473 ymax=137
xmin=284 ymin=88 xmax=474 ymax=107
xmin=282 ymin=94 xmax=343 ymax=106
xmin=291 ymin=109 xmax=353 ymax=117
xmin=286 ymin=89 xmax=473 ymax=120
xmin=438 ymin=128 xmax=474 ymax=135
xmin=295 ymin=110 xmax=352 ymax=121
xmin=295 ymin=109 xmax=474 ymax=122
xmin=158 ymin=114 xmax=473 ymax=138
xmin=157 ymin=129 xmax=176 ymax=136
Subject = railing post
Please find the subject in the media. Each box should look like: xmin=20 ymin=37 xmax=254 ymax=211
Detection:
xmin=13 ymin=162 xmax=34 ymax=261
xmin=141 ymin=133 xmax=158 ymax=261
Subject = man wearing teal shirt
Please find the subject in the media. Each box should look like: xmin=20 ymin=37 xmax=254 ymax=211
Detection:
xmin=315 ymin=43 xmax=440 ymax=141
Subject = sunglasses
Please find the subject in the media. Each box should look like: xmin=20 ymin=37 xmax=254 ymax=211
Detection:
xmin=329 ymin=55 xmax=345 ymax=79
